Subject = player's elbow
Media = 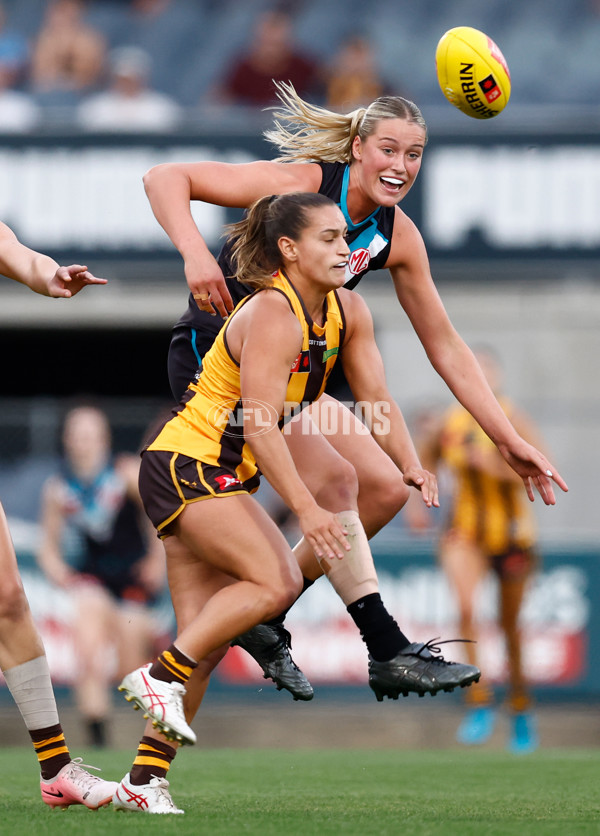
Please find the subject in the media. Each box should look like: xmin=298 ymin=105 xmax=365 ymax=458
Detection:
xmin=143 ymin=163 xmax=177 ymax=195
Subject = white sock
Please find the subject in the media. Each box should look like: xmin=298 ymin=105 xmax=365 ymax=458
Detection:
xmin=3 ymin=655 xmax=60 ymax=730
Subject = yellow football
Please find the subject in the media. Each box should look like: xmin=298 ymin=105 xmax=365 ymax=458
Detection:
xmin=435 ymin=26 xmax=511 ymax=119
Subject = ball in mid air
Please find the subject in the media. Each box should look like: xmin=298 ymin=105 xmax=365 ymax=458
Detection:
xmin=435 ymin=26 xmax=511 ymax=119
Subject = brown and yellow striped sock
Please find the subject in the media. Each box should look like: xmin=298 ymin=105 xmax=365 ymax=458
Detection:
xmin=149 ymin=644 xmax=197 ymax=685
xmin=30 ymin=723 xmax=71 ymax=780
xmin=130 ymin=735 xmax=177 ymax=786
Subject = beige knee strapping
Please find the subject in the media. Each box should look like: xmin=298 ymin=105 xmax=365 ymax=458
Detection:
xmin=316 ymin=510 xmax=379 ymax=606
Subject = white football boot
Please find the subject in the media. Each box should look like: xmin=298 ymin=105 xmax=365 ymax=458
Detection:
xmin=113 ymin=773 xmax=184 ymax=814
xmin=118 ymin=663 xmax=196 ymax=745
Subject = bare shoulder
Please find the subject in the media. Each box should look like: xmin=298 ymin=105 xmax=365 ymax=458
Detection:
xmin=232 ymin=287 xmax=303 ymax=367
xmin=233 ymin=287 xmax=301 ymax=337
xmin=337 ymin=286 xmax=371 ymax=316
xmin=247 ymin=286 xmax=297 ymax=314
xmin=385 ymin=205 xmax=427 ymax=267
xmin=336 ymin=287 xmax=373 ymax=334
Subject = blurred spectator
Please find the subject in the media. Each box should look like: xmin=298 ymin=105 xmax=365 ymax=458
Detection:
xmin=324 ymin=36 xmax=392 ymax=111
xmin=30 ymin=0 xmax=106 ymax=105
xmin=78 ymin=46 xmax=181 ymax=132
xmin=0 ymin=60 xmax=39 ymax=132
xmin=37 ymin=403 xmax=167 ymax=748
xmin=0 ymin=1 xmax=29 ymax=88
xmin=130 ymin=0 xmax=171 ymax=14
xmin=211 ymin=7 xmax=323 ymax=107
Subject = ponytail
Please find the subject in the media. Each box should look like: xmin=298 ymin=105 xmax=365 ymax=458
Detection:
xmin=226 ymin=192 xmax=337 ymax=288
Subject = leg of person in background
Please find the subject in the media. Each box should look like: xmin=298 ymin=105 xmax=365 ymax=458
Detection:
xmin=0 ymin=504 xmax=118 ymax=809
xmin=71 ymin=582 xmax=158 ymax=749
xmin=496 ymin=549 xmax=539 ymax=754
xmin=115 ymin=599 xmax=161 ymax=686
xmin=439 ymin=531 xmax=497 ymax=745
xmin=71 ymin=582 xmax=116 ymax=748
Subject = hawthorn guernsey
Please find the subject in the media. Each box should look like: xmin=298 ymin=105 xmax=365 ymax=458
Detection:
xmin=435 ymin=26 xmax=511 ymax=119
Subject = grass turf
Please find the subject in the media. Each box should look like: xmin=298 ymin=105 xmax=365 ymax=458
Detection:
xmin=0 ymin=747 xmax=598 ymax=835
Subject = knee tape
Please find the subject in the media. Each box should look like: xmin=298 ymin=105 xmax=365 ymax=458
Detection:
xmin=317 ymin=510 xmax=378 ymax=606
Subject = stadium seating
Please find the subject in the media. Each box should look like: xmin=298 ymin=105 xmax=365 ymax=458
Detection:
xmin=1 ymin=0 xmax=599 ymax=112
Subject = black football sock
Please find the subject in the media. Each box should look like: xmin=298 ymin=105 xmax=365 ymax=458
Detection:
xmin=347 ymin=592 xmax=410 ymax=662
xmin=265 ymin=576 xmax=314 ymax=627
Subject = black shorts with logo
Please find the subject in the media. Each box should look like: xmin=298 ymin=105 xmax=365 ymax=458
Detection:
xmin=139 ymin=449 xmax=260 ymax=537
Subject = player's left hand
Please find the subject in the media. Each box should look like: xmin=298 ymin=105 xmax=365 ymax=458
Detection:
xmin=46 ymin=264 xmax=108 ymax=298
xmin=498 ymin=439 xmax=568 ymax=504
xmin=402 ymin=466 xmax=439 ymax=508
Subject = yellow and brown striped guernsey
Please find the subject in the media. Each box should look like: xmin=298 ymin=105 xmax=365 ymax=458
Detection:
xmin=438 ymin=400 xmax=537 ymax=554
xmin=146 ymin=270 xmax=345 ymax=487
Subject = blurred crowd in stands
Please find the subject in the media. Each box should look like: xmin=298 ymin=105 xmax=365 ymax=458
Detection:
xmin=0 ymin=0 xmax=597 ymax=133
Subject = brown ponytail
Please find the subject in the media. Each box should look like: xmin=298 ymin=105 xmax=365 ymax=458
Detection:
xmin=226 ymin=192 xmax=337 ymax=288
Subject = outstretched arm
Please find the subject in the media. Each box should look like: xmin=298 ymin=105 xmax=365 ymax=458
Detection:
xmin=0 ymin=222 xmax=107 ymax=298
xmin=387 ymin=212 xmax=568 ymax=504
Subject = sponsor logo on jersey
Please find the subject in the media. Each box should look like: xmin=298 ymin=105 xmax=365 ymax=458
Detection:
xmin=478 ymin=73 xmax=501 ymax=103
xmin=348 ymin=248 xmax=370 ymax=275
xmin=323 ymin=346 xmax=339 ymax=362
xmin=291 ymin=350 xmax=311 ymax=373
xmin=215 ymin=474 xmax=242 ymax=491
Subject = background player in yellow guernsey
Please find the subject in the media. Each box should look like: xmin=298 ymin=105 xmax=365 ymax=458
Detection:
xmin=419 ymin=346 xmax=543 ymax=754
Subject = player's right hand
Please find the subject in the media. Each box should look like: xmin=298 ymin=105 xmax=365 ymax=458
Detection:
xmin=298 ymin=505 xmax=350 ymax=561
xmin=185 ymin=254 xmax=234 ymax=319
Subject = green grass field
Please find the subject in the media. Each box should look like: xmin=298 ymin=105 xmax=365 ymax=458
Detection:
xmin=0 ymin=747 xmax=598 ymax=836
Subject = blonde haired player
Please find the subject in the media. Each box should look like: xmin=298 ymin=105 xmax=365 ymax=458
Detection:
xmin=141 ymin=82 xmax=567 ymax=700
xmin=0 ymin=221 xmax=119 ymax=808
